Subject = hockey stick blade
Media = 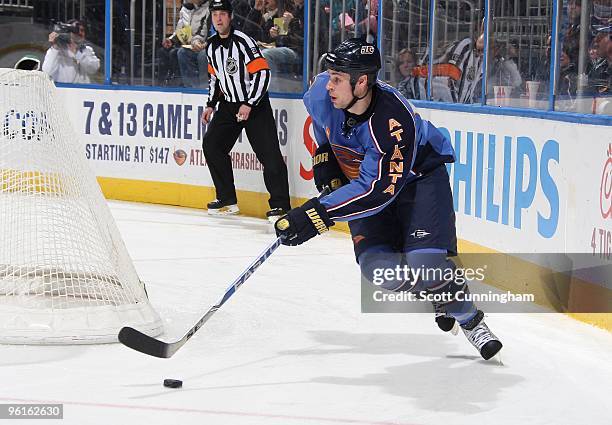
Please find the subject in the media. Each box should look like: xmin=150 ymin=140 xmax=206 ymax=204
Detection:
xmin=118 ymin=326 xmax=172 ymax=358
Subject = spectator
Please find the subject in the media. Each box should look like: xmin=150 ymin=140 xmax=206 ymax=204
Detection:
xmin=159 ymin=1 xmax=193 ymax=87
xmin=586 ymin=29 xmax=610 ymax=96
xmin=312 ymin=2 xmax=331 ymax=60
xmin=507 ymin=39 xmax=520 ymax=60
xmin=42 ymin=20 xmax=100 ymax=84
xmin=230 ymin=0 xmax=251 ymax=30
xmin=558 ymin=45 xmax=579 ymax=106
xmin=412 ymin=27 xmax=484 ymax=103
xmin=320 ymin=0 xmax=357 ymax=46
xmin=592 ymin=0 xmax=612 ymax=28
xmin=533 ymin=35 xmax=552 ymax=98
xmin=564 ymin=0 xmax=582 ymax=55
xmin=395 ymin=47 xmax=418 ymax=99
xmin=262 ymin=0 xmax=305 ymax=92
xmin=243 ymin=0 xmax=281 ymax=43
xmin=488 ymin=41 xmax=523 ymax=94
xmin=177 ymin=0 xmax=212 ymax=88
xmin=600 ymin=30 xmax=612 ymax=114
xmin=322 ymin=0 xmax=377 ymax=45
xmin=352 ymin=0 xmax=378 ymax=44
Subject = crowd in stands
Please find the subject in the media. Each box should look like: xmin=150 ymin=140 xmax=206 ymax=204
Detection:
xmin=157 ymin=0 xmax=307 ymax=91
xmin=32 ymin=0 xmax=609 ymax=113
xmin=392 ymin=0 xmax=610 ymax=111
xmin=156 ymin=0 xmax=378 ymax=92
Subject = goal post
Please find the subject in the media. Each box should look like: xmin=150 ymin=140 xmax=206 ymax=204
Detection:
xmin=0 ymin=68 xmax=163 ymax=344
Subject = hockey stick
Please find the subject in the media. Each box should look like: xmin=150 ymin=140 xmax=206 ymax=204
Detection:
xmin=119 ymin=189 xmax=330 ymax=358
xmin=118 ymin=236 xmax=284 ymax=358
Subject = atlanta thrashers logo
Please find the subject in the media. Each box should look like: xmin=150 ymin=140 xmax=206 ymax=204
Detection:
xmin=173 ymin=149 xmax=187 ymax=166
xmin=226 ymin=57 xmax=238 ymax=75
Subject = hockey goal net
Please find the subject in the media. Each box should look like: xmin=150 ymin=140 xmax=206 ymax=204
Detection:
xmin=0 ymin=68 xmax=163 ymax=344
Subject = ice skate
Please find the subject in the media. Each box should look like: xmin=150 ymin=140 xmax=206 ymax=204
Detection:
xmin=461 ymin=310 xmax=503 ymax=360
xmin=207 ymin=199 xmax=239 ymax=215
xmin=433 ymin=302 xmax=459 ymax=334
xmin=266 ymin=208 xmax=288 ymax=224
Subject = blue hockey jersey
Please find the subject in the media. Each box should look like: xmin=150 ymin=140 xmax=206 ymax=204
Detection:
xmin=303 ymin=72 xmax=455 ymax=222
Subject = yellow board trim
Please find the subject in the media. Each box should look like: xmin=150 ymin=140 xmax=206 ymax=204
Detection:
xmin=1 ymin=169 xmax=67 ymax=195
xmin=97 ymin=177 xmax=611 ymax=332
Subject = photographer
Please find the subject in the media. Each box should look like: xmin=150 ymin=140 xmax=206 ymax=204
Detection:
xmin=42 ymin=20 xmax=100 ymax=84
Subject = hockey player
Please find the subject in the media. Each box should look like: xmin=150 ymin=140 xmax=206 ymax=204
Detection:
xmin=275 ymin=38 xmax=502 ymax=360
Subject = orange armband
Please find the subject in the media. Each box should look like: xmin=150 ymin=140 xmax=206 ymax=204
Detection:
xmin=412 ymin=63 xmax=462 ymax=81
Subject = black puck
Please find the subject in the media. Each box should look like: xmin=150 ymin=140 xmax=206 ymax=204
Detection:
xmin=163 ymin=379 xmax=183 ymax=388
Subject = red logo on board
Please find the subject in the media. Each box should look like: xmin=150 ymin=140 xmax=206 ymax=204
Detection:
xmin=600 ymin=144 xmax=612 ymax=219
xmin=299 ymin=116 xmax=316 ymax=181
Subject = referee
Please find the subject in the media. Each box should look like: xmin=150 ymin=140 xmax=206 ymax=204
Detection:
xmin=201 ymin=0 xmax=291 ymax=219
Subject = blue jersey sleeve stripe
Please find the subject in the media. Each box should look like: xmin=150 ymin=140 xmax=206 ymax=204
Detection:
xmin=367 ymin=116 xmax=384 ymax=154
xmin=328 ymin=196 xmax=397 ymax=220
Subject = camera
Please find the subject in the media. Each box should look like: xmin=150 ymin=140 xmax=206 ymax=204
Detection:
xmin=52 ymin=22 xmax=79 ymax=48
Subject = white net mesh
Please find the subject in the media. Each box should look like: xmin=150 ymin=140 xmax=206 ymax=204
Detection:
xmin=0 ymin=69 xmax=163 ymax=344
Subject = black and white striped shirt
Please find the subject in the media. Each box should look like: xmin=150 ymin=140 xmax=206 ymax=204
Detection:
xmin=437 ymin=37 xmax=483 ymax=103
xmin=447 ymin=38 xmax=483 ymax=103
xmin=206 ymin=28 xmax=271 ymax=107
xmin=415 ymin=37 xmax=483 ymax=103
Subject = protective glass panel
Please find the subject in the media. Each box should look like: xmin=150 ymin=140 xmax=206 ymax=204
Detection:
xmin=487 ymin=1 xmax=553 ymax=109
xmin=112 ymin=0 xmax=166 ymax=87
xmin=429 ymin=0 xmax=485 ymax=103
xmin=308 ymin=0 xmax=379 ymax=81
xmin=380 ymin=0 xmax=431 ymax=100
xmin=241 ymin=0 xmax=305 ymax=93
xmin=555 ymin=0 xmax=611 ymax=115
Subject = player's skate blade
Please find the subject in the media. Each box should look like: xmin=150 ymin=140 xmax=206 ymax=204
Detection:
xmin=461 ymin=310 xmax=503 ymax=360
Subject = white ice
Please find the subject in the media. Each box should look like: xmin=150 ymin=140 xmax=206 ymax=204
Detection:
xmin=1 ymin=201 xmax=610 ymax=425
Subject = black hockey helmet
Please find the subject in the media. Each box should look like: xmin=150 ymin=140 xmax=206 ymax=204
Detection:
xmin=325 ymin=38 xmax=381 ymax=85
xmin=210 ymin=0 xmax=233 ymax=13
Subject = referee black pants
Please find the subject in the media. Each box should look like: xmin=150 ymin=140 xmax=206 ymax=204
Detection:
xmin=202 ymin=95 xmax=291 ymax=210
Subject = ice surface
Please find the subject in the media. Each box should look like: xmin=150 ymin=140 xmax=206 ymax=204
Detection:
xmin=0 ymin=201 xmax=610 ymax=425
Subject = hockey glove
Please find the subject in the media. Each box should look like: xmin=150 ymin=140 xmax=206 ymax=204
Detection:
xmin=274 ymin=198 xmax=334 ymax=246
xmin=313 ymin=143 xmax=349 ymax=192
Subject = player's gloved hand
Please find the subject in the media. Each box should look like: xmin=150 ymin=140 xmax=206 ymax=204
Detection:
xmin=274 ymin=198 xmax=334 ymax=246
xmin=313 ymin=143 xmax=349 ymax=192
